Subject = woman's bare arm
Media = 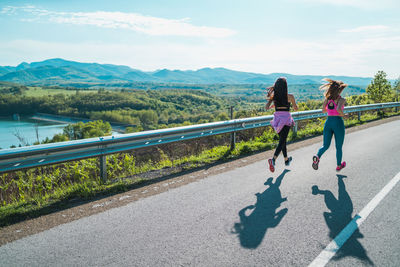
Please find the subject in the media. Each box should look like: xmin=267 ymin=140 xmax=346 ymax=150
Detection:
xmin=266 ymin=99 xmax=274 ymax=110
xmin=288 ymin=94 xmax=298 ymax=111
xmin=336 ymin=97 xmax=346 ymax=117
xmin=322 ymin=99 xmax=328 ymax=113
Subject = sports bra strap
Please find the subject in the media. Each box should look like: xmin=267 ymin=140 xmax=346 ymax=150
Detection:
xmin=327 ymin=99 xmax=336 ymax=110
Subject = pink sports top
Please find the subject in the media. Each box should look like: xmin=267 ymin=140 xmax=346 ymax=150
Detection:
xmin=326 ymin=97 xmax=344 ymax=116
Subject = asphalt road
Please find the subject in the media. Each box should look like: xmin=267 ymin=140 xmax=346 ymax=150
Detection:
xmin=1 ymin=120 xmax=399 ymax=267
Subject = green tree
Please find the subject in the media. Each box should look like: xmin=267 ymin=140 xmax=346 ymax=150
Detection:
xmin=393 ymin=76 xmax=400 ymax=101
xmin=139 ymin=110 xmax=158 ymax=129
xmin=63 ymin=120 xmax=112 ymax=140
xmin=42 ymin=133 xmax=69 ymax=143
xmin=81 ymin=120 xmax=112 ymax=138
xmin=52 ymin=133 xmax=69 ymax=142
xmin=158 ymin=110 xmax=169 ymax=124
xmin=366 ymin=71 xmax=392 ymax=103
xmin=216 ymin=112 xmax=229 ymax=121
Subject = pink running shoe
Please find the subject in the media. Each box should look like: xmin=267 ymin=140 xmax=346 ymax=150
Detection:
xmin=336 ymin=161 xmax=346 ymax=172
xmin=268 ymin=158 xmax=275 ymax=172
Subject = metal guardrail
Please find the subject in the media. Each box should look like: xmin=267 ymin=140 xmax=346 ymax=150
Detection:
xmin=1 ymin=102 xmax=399 ymax=179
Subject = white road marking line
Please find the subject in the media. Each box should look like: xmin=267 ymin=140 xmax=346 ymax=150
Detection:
xmin=309 ymin=171 xmax=400 ymax=267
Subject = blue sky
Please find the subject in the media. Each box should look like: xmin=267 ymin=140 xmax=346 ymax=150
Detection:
xmin=0 ymin=0 xmax=399 ymax=78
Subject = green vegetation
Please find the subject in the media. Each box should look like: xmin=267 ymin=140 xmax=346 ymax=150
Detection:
xmin=38 ymin=120 xmax=112 ymax=144
xmin=0 ymin=88 xmax=259 ymax=131
xmin=393 ymin=76 xmax=400 ymax=102
xmin=114 ymin=83 xmax=366 ymax=102
xmin=62 ymin=120 xmax=112 ymax=140
xmin=0 ymin=73 xmax=373 ymax=135
xmin=0 ymin=81 xmax=28 ymax=95
xmin=23 ymin=87 xmax=94 ymax=97
xmin=366 ymin=71 xmax=393 ymax=103
xmin=0 ymin=84 xmax=361 ymax=134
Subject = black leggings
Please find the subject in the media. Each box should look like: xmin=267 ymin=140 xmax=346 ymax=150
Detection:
xmin=274 ymin=125 xmax=290 ymax=158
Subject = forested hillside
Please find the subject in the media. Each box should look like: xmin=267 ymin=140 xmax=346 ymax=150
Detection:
xmin=117 ymin=83 xmax=365 ymax=101
xmin=0 ymin=88 xmax=256 ymax=131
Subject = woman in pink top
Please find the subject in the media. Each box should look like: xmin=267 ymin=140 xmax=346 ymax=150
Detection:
xmin=312 ymin=78 xmax=348 ymax=171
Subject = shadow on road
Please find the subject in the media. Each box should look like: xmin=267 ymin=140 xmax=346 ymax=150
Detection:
xmin=312 ymin=174 xmax=374 ymax=265
xmin=232 ymin=169 xmax=289 ymax=249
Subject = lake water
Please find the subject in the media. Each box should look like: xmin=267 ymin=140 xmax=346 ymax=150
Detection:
xmin=0 ymin=118 xmax=67 ymax=149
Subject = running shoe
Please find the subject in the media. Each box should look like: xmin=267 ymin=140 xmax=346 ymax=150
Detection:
xmin=268 ymin=158 xmax=275 ymax=172
xmin=312 ymin=155 xmax=319 ymax=170
xmin=285 ymin=156 xmax=292 ymax=166
xmin=336 ymin=161 xmax=346 ymax=172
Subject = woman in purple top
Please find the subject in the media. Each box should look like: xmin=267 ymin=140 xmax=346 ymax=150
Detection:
xmin=265 ymin=77 xmax=298 ymax=172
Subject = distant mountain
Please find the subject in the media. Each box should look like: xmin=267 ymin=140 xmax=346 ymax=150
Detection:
xmin=0 ymin=66 xmax=17 ymax=76
xmin=0 ymin=65 xmax=102 ymax=84
xmin=19 ymin=58 xmax=134 ymax=76
xmin=0 ymin=58 xmax=374 ymax=86
xmin=122 ymin=70 xmax=154 ymax=82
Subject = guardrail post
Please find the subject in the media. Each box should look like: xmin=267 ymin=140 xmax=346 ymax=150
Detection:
xmin=378 ymin=107 xmax=384 ymax=118
xmin=358 ymin=111 xmax=361 ymax=121
xmin=293 ymin=123 xmax=298 ymax=137
xmin=230 ymin=106 xmax=236 ymax=150
xmin=100 ymin=155 xmax=107 ymax=183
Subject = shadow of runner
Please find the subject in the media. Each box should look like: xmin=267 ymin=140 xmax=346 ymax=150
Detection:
xmin=232 ymin=169 xmax=289 ymax=249
xmin=312 ymin=174 xmax=374 ymax=265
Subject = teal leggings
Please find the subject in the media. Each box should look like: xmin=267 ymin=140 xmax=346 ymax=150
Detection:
xmin=317 ymin=116 xmax=345 ymax=166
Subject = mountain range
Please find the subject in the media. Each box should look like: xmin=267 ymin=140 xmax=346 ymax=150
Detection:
xmin=0 ymin=58 xmax=374 ymax=87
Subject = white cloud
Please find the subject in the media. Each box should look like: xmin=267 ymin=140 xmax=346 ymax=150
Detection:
xmin=289 ymin=0 xmax=400 ymax=9
xmin=339 ymin=25 xmax=391 ymax=33
xmin=0 ymin=6 xmax=236 ymax=38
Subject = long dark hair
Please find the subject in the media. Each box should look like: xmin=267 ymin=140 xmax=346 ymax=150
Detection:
xmin=273 ymin=77 xmax=289 ymax=107
xmin=320 ymin=78 xmax=347 ymax=100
